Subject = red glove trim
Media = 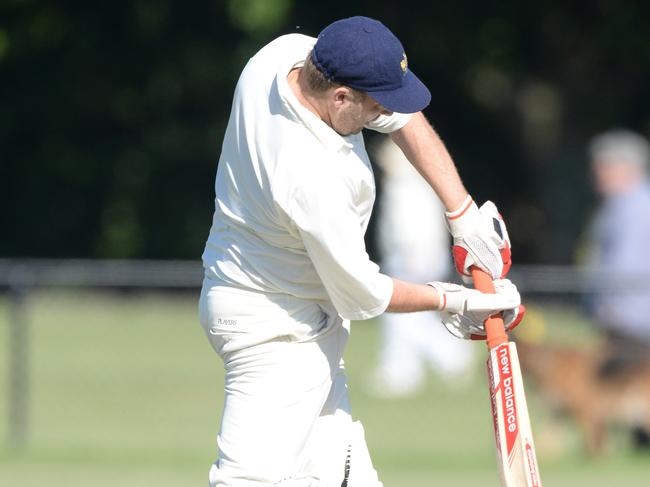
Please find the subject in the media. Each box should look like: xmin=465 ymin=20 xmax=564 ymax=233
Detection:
xmin=447 ymin=197 xmax=474 ymax=220
xmin=505 ymin=304 xmax=526 ymax=333
xmin=500 ymin=243 xmax=512 ymax=278
xmin=452 ymin=245 xmax=470 ymax=276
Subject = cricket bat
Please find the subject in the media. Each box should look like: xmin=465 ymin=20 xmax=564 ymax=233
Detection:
xmin=472 ymin=268 xmax=542 ymax=487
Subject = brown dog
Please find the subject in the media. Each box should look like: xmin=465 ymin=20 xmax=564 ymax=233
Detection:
xmin=516 ymin=340 xmax=650 ymax=456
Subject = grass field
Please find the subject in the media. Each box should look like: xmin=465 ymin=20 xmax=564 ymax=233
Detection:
xmin=1 ymin=290 xmax=649 ymax=486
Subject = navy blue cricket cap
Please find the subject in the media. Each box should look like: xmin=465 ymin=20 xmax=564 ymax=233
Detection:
xmin=311 ymin=16 xmax=431 ymax=114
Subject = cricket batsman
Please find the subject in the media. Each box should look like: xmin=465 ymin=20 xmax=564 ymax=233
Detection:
xmin=199 ymin=16 xmax=523 ymax=486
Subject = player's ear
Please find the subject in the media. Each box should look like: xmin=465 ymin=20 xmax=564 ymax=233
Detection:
xmin=332 ymin=86 xmax=351 ymax=107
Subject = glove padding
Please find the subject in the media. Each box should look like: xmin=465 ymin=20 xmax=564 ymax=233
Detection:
xmin=428 ymin=279 xmax=524 ymax=340
xmin=446 ymin=197 xmax=512 ymax=284
xmin=442 ymin=304 xmax=526 ymax=341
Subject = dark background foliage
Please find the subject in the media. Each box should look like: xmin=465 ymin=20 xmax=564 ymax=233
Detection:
xmin=2 ymin=0 xmax=649 ymax=263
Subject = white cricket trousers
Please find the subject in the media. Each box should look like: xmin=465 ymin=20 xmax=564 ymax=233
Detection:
xmin=199 ymin=280 xmax=383 ymax=487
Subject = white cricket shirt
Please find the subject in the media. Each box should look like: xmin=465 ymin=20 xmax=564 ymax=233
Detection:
xmin=202 ymin=34 xmax=411 ymax=321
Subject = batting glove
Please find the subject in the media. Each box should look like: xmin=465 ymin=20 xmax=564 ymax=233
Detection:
xmin=428 ymin=279 xmax=524 ymax=340
xmin=446 ymin=196 xmax=512 ymax=284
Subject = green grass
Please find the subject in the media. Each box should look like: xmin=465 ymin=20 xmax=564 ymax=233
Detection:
xmin=0 ymin=291 xmax=649 ymax=486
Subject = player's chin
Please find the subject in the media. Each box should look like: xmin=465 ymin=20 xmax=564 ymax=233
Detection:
xmin=336 ymin=126 xmax=363 ymax=136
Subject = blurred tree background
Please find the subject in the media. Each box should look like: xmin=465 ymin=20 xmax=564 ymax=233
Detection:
xmin=1 ymin=0 xmax=649 ymax=263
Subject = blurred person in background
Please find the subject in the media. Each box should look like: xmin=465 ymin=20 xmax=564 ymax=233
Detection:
xmin=588 ymin=129 xmax=650 ymax=349
xmin=587 ymin=129 xmax=650 ymax=448
xmin=369 ymin=137 xmax=474 ymax=397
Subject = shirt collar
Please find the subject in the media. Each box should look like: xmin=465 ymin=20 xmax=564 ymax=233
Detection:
xmin=276 ymin=59 xmax=354 ymax=154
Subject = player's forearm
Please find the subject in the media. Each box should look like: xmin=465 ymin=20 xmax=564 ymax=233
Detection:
xmin=386 ymin=278 xmax=440 ymax=313
xmin=390 ymin=112 xmax=468 ymax=212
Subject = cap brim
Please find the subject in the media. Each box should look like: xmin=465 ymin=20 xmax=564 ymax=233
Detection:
xmin=367 ymin=70 xmax=431 ymax=114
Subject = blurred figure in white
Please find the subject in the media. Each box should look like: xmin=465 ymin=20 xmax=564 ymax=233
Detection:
xmin=370 ymin=136 xmax=474 ymax=397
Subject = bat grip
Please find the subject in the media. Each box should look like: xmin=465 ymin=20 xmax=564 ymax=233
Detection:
xmin=471 ymin=267 xmax=508 ymax=349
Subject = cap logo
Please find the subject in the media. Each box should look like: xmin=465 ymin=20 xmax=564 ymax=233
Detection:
xmin=400 ymin=53 xmax=408 ymax=73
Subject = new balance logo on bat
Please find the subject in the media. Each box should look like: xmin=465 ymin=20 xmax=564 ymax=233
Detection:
xmin=497 ymin=344 xmax=519 ymax=461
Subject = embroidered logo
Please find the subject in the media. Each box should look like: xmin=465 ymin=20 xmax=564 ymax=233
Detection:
xmin=400 ymin=53 xmax=408 ymax=73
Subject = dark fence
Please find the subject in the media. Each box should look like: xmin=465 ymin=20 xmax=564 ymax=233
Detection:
xmin=2 ymin=259 xmax=647 ymax=448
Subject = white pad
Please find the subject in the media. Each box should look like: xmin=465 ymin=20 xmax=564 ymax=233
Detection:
xmin=273 ymin=420 xmax=383 ymax=487
xmin=346 ymin=421 xmax=384 ymax=487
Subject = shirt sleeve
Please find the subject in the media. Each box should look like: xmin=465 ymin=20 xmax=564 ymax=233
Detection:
xmin=365 ymin=112 xmax=412 ymax=133
xmin=287 ymin=166 xmax=394 ymax=321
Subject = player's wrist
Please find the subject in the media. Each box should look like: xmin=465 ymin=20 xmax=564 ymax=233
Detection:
xmin=427 ymin=281 xmax=464 ymax=313
xmin=446 ymin=193 xmax=473 ymax=218
xmin=445 ymin=195 xmax=479 ymax=238
xmin=427 ymin=282 xmax=446 ymax=311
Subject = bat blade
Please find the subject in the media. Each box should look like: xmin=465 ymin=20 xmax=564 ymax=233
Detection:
xmin=471 ymin=267 xmax=542 ymax=487
xmin=487 ymin=342 xmax=542 ymax=487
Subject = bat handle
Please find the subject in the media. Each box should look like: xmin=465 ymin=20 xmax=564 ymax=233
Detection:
xmin=471 ymin=267 xmax=508 ymax=349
